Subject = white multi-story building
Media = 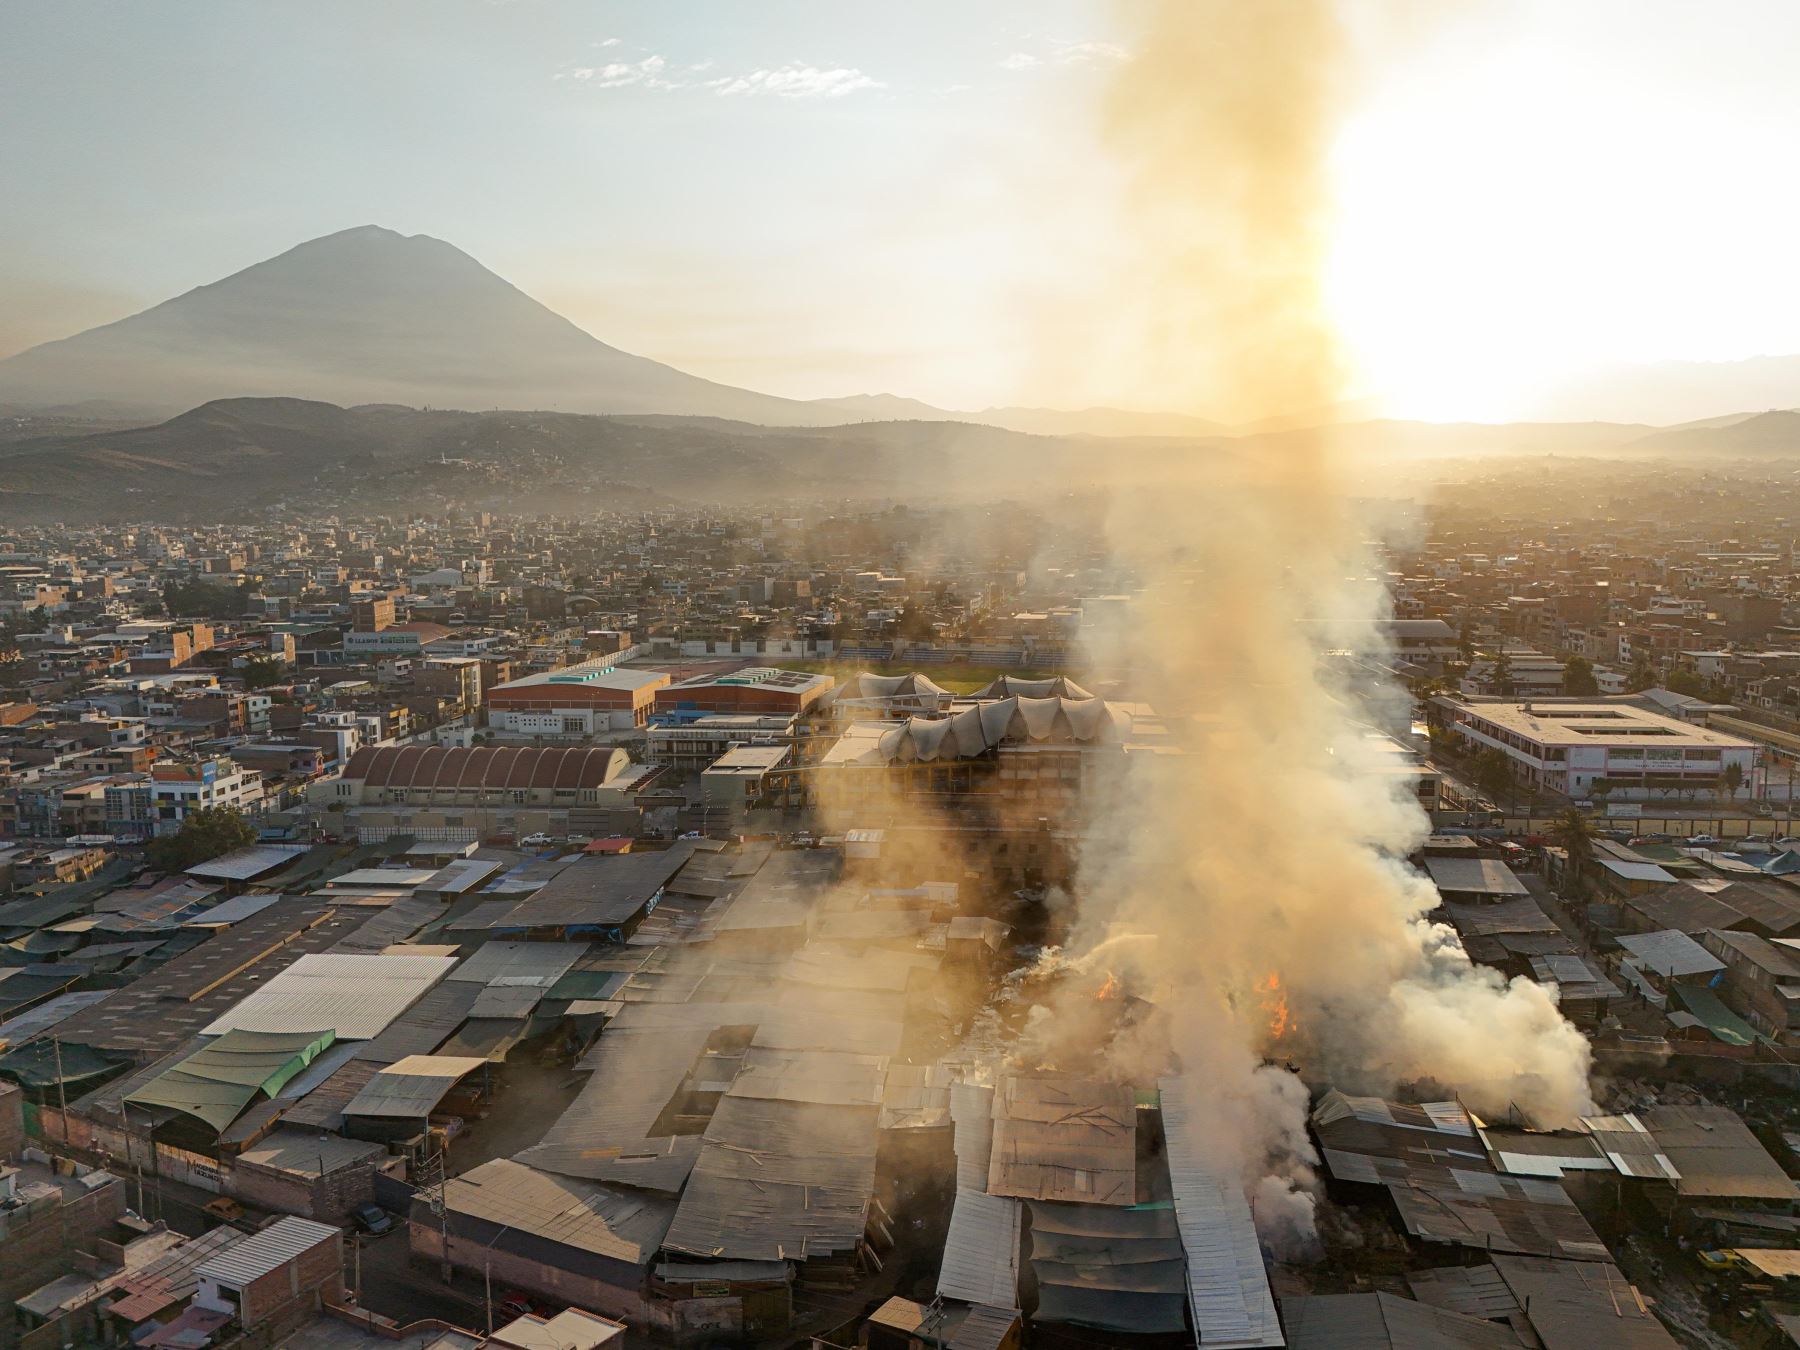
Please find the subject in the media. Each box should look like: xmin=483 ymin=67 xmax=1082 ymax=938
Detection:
xmin=149 ymin=757 xmax=267 ymax=834
xmin=1436 ymin=698 xmax=1760 ymax=801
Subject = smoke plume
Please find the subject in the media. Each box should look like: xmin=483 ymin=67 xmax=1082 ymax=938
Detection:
xmin=1040 ymin=0 xmax=1594 ymax=1245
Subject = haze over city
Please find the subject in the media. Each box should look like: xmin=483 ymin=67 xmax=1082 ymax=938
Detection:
xmin=3 ymin=5 xmax=1800 ymax=1350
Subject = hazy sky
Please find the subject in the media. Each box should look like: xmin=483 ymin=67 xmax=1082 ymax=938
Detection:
xmin=5 ymin=0 xmax=1800 ymax=420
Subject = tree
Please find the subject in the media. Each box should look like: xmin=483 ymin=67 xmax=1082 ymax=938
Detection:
xmin=239 ymin=654 xmax=287 ymax=690
xmin=146 ymin=806 xmax=257 ymax=873
xmin=1665 ymin=668 xmax=1707 ymax=697
xmin=1722 ymin=761 xmax=1745 ymax=801
xmin=1551 ymin=807 xmax=1598 ymax=900
xmin=1626 ymin=654 xmax=1656 ymax=693
xmin=1589 ymin=777 xmax=1613 ymax=809
xmin=1473 ymin=748 xmax=1513 ymax=805
xmin=1563 ymin=655 xmax=1599 ymax=697
xmin=1494 ymin=648 xmax=1517 ymax=698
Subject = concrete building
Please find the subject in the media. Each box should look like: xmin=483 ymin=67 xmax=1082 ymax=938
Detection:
xmin=653 ymin=667 xmax=833 ymax=722
xmin=1433 ymin=697 xmax=1759 ymax=800
xmin=486 ymin=663 xmax=670 ymax=737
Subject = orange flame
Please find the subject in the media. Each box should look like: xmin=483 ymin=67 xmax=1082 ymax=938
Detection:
xmin=1095 ymin=970 xmax=1122 ymax=1001
xmin=1255 ymin=971 xmax=1293 ymax=1041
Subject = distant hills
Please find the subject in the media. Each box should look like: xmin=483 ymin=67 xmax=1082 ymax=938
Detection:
xmin=0 ymin=397 xmax=1197 ymax=521
xmin=8 ymin=392 xmax=1800 ymax=523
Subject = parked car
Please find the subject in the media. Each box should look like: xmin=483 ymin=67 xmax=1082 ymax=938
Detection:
xmin=521 ymin=832 xmax=554 ymax=848
xmin=1738 ymin=836 xmax=1773 ymax=849
xmin=351 ymin=1204 xmax=395 ymax=1237
xmin=1687 ymin=834 xmax=1722 ymax=847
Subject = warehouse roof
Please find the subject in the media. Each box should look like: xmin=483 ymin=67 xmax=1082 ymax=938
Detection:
xmin=1489 ymin=1255 xmax=1679 ymax=1349
xmin=1423 ymin=857 xmax=1529 ymax=897
xmin=184 ymin=844 xmax=309 ymax=881
xmin=342 ymin=745 xmax=633 ymax=793
xmin=986 ymin=1073 xmax=1136 ymax=1206
xmin=342 ymin=1054 xmax=486 ymax=1120
xmin=440 ymin=1159 xmax=676 ymax=1266
xmin=1281 ymin=1291 xmax=1519 ymax=1349
xmin=500 ymin=845 xmax=696 ymax=930
xmin=127 ymin=1027 xmax=336 ymax=1133
xmin=1160 ymin=1076 xmax=1284 ymax=1349
xmin=446 ymin=940 xmax=587 ymax=987
xmin=201 ymin=952 xmax=456 ymax=1040
xmin=1640 ymin=1105 xmax=1800 ymax=1200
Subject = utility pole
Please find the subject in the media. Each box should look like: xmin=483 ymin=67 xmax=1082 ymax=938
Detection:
xmin=51 ymin=1036 xmax=68 ymax=1148
xmin=353 ymin=1233 xmax=363 ymax=1307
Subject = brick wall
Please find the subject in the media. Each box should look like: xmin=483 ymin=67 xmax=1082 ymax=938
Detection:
xmin=0 ymin=1083 xmax=23 ymax=1162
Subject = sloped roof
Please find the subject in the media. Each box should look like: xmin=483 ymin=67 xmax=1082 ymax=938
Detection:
xmin=1640 ymin=1104 xmax=1800 ymax=1200
xmin=200 ymin=952 xmax=456 ymax=1040
xmin=1161 ymin=1076 xmax=1284 ymax=1349
xmin=440 ymin=1158 xmax=676 ymax=1265
xmin=126 ymin=1028 xmax=335 ymax=1133
xmin=342 ymin=1054 xmax=486 ymax=1119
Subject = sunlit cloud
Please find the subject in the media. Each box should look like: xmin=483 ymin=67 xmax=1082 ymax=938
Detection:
xmin=1000 ymin=39 xmax=1127 ymax=71
xmin=556 ymin=56 xmax=881 ymax=100
xmin=708 ymin=65 xmax=883 ymax=99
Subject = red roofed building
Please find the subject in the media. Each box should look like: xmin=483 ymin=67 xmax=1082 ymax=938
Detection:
xmin=319 ymin=745 xmax=642 ymax=809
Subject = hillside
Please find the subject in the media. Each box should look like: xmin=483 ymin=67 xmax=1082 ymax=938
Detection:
xmin=0 ymin=397 xmax=1186 ymax=522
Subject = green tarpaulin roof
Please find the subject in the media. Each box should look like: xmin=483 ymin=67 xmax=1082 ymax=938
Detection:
xmin=1673 ymin=984 xmax=1765 ymax=1048
xmin=126 ymin=1027 xmax=336 ymax=1133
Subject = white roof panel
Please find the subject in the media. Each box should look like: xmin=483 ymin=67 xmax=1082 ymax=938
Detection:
xmin=1160 ymin=1077 xmax=1284 ymax=1349
xmin=200 ymin=952 xmax=456 ymax=1040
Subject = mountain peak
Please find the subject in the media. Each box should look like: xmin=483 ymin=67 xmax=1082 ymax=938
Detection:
xmin=0 ymin=228 xmax=842 ymax=424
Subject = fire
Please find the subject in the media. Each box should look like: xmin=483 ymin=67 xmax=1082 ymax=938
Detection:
xmin=1095 ymin=970 xmax=1122 ymax=1001
xmin=1255 ymin=971 xmax=1294 ymax=1041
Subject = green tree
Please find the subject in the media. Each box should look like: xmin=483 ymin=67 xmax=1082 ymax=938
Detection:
xmin=146 ymin=806 xmax=257 ymax=873
xmin=1473 ymin=747 xmax=1513 ymax=805
xmin=1551 ymin=807 xmax=1598 ymax=900
xmin=239 ymin=654 xmax=287 ymax=690
xmin=1562 ymin=655 xmax=1599 ymax=697
xmin=1626 ymin=654 xmax=1656 ymax=692
xmin=1494 ymin=648 xmax=1516 ymax=698
xmin=1665 ymin=668 xmax=1706 ymax=697
xmin=1722 ymin=761 xmax=1745 ymax=801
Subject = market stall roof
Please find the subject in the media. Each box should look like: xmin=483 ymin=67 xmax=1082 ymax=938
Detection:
xmin=126 ymin=1028 xmax=336 ymax=1133
xmin=201 ymin=952 xmax=456 ymax=1040
xmin=342 ymin=1054 xmax=487 ymax=1120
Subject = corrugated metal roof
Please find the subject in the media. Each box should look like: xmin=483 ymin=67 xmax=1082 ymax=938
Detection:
xmin=1579 ymin=1113 xmax=1681 ymax=1181
xmin=184 ymin=845 xmax=309 ymax=881
xmin=1280 ymin=1291 xmax=1520 ymax=1348
xmin=1424 ymin=857 xmax=1530 ymax=897
xmin=342 ymin=1053 xmax=487 ymax=1119
xmin=448 ymin=941 xmax=587 ymax=987
xmin=470 ymin=984 xmax=544 ymax=1020
xmin=438 ymin=1158 xmax=675 ymax=1265
xmin=1158 ymin=1076 xmax=1284 ymax=1349
xmin=1641 ymin=1104 xmax=1800 ymax=1200
xmin=196 ymin=1215 xmax=339 ymax=1288
xmin=1490 ymin=1254 xmax=1678 ymax=1348
xmin=201 ymin=952 xmax=456 ymax=1040
xmin=936 ymin=1191 xmax=1020 ymax=1308
xmin=1615 ymin=929 xmax=1726 ymax=978
xmin=951 ymin=1083 xmax=996 ymax=1192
